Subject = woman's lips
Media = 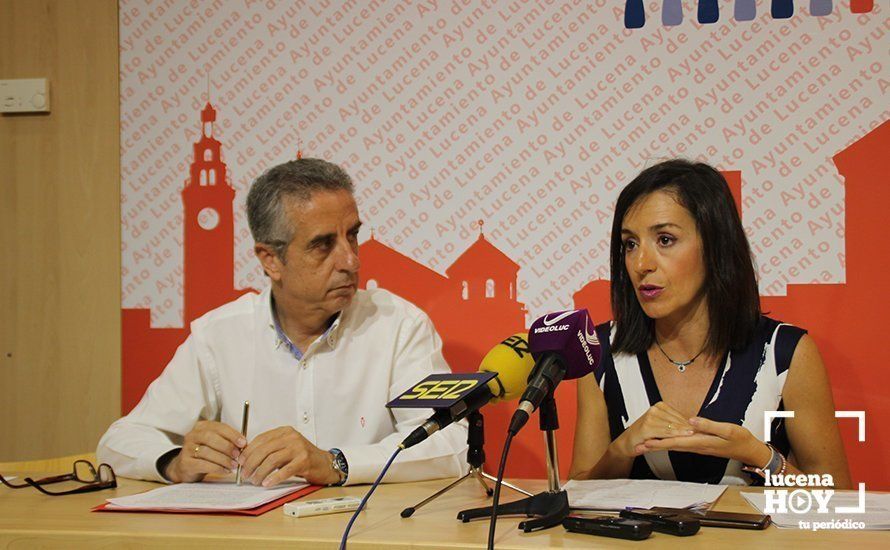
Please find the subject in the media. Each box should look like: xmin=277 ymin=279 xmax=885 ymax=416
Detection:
xmin=639 ymin=285 xmax=664 ymax=299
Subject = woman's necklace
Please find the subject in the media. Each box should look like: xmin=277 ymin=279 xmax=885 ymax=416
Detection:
xmin=655 ymin=339 xmax=705 ymax=373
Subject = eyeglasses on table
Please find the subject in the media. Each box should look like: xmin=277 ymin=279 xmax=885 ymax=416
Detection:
xmin=0 ymin=459 xmax=117 ymax=495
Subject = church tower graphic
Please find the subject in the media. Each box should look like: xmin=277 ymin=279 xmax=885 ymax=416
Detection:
xmin=121 ymin=102 xmax=251 ymax=412
xmin=182 ymin=102 xmax=243 ymax=322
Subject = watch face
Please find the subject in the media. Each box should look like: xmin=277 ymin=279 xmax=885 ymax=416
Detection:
xmin=332 ymin=449 xmax=348 ymax=474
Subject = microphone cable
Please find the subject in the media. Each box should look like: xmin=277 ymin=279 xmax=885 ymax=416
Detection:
xmin=339 ymin=446 xmax=403 ymax=550
xmin=486 ymin=431 xmax=515 ymax=550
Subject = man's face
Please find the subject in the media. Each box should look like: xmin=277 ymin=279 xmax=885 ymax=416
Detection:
xmin=267 ymin=189 xmax=361 ymax=318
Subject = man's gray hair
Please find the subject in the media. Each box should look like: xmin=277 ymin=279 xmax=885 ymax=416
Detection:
xmin=247 ymin=158 xmax=354 ymax=259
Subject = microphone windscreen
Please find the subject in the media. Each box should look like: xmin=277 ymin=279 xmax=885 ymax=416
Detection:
xmin=478 ymin=334 xmax=535 ymax=402
xmin=528 ymin=309 xmax=602 ymax=380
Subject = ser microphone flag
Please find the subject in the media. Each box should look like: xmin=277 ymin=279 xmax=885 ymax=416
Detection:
xmin=388 ymin=333 xmax=535 ymax=450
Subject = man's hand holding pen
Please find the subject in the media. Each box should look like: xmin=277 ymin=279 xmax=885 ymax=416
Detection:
xmin=236 ymin=426 xmax=340 ymax=487
xmin=164 ymin=421 xmax=246 ymax=483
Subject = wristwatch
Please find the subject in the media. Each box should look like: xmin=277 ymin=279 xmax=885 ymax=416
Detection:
xmin=742 ymin=442 xmax=786 ymax=479
xmin=329 ymin=448 xmax=348 ymax=486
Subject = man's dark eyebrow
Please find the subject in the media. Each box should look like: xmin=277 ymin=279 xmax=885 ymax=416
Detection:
xmin=307 ymin=232 xmax=335 ymax=248
xmin=307 ymin=222 xmax=363 ymax=248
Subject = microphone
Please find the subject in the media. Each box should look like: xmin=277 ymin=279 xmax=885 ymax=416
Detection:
xmin=507 ymin=309 xmax=601 ymax=435
xmin=394 ymin=334 xmax=535 ymax=450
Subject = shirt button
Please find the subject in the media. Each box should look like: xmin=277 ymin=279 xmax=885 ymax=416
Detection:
xmin=300 ymin=360 xmax=307 ymax=369
xmin=302 ymin=412 xmax=310 ymax=424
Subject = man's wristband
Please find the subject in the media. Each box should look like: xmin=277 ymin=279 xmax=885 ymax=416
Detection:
xmin=156 ymin=448 xmax=181 ymax=481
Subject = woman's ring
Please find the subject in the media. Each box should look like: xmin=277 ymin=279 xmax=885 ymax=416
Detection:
xmin=193 ymin=445 xmax=201 ymax=458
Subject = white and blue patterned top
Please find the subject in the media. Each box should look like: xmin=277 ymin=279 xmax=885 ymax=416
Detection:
xmin=593 ymin=316 xmax=806 ymax=485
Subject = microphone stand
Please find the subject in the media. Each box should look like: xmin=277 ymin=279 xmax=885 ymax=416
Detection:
xmin=401 ymin=410 xmax=532 ymax=518
xmin=456 ymin=392 xmax=570 ymax=532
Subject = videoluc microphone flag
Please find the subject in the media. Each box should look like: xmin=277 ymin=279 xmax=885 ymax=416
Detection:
xmin=388 ymin=334 xmax=536 ymax=450
xmin=507 ymin=309 xmax=602 ymax=435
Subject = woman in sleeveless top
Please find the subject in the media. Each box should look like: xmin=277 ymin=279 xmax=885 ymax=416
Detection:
xmin=569 ymin=160 xmax=851 ymax=487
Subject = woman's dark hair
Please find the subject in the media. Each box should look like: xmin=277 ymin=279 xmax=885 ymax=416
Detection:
xmin=610 ymin=159 xmax=760 ymax=355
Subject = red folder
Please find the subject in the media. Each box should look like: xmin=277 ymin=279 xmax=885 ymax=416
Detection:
xmin=92 ymin=484 xmax=322 ymax=516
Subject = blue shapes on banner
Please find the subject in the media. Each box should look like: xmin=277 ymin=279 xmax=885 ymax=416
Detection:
xmin=698 ymin=0 xmax=719 ymax=24
xmin=734 ymin=0 xmax=757 ymax=21
xmin=772 ymin=0 xmax=794 ymax=19
xmin=622 ymin=0 xmax=873 ymax=28
xmin=810 ymin=0 xmax=833 ymax=16
xmin=662 ymin=0 xmax=683 ymax=26
xmin=625 ymin=0 xmax=645 ymax=29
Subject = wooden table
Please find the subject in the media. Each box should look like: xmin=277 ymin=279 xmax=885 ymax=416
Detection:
xmin=0 ymin=473 xmax=887 ymax=548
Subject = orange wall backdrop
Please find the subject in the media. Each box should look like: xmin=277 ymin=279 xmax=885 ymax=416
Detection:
xmin=119 ymin=2 xmax=889 ymax=488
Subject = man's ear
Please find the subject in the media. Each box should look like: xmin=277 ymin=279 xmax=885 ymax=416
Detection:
xmin=255 ymin=243 xmax=284 ymax=281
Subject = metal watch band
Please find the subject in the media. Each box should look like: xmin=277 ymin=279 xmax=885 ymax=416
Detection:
xmin=329 ymin=448 xmax=348 ymax=486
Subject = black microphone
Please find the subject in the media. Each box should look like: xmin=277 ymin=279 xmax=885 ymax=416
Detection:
xmin=387 ymin=334 xmax=536 ymax=450
xmin=508 ymin=309 xmax=602 ymax=435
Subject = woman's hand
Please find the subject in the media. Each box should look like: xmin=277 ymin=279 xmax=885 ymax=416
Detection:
xmin=612 ymin=401 xmax=696 ymax=458
xmin=640 ymin=416 xmax=771 ymax=466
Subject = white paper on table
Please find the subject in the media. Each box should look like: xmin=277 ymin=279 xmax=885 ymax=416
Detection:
xmin=565 ymin=479 xmax=727 ymax=511
xmin=741 ymin=491 xmax=890 ymax=530
xmin=105 ymin=480 xmax=309 ymax=511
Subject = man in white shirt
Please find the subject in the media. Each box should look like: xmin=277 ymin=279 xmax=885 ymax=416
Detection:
xmin=98 ymin=158 xmax=468 ymax=486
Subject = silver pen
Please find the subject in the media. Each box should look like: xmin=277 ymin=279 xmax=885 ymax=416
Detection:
xmin=235 ymin=401 xmax=250 ymax=485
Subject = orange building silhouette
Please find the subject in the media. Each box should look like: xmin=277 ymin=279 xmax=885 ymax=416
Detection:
xmin=359 ymin=226 xmax=527 ymax=373
xmin=357 ymin=232 xmax=449 ymax=310
xmin=121 ymin=100 xmax=888 ymax=485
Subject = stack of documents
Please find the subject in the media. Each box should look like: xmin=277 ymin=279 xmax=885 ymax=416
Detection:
xmin=742 ymin=491 xmax=890 ymax=530
xmin=97 ymin=481 xmax=316 ymax=515
xmin=564 ymin=479 xmax=727 ymax=511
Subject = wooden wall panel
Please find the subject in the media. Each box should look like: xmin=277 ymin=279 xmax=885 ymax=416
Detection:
xmin=0 ymin=0 xmax=120 ymax=460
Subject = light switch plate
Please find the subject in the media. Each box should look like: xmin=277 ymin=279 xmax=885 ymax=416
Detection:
xmin=0 ymin=78 xmax=50 ymax=113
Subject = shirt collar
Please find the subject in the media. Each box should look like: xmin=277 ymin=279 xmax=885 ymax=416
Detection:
xmin=265 ymin=289 xmax=345 ymax=357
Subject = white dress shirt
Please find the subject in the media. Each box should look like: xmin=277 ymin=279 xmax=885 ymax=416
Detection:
xmin=98 ymin=287 xmax=468 ymax=484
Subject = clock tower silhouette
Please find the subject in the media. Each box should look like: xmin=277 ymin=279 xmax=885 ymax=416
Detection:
xmin=182 ymin=102 xmax=239 ymax=323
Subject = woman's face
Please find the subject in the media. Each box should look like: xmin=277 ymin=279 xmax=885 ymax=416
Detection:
xmin=621 ymin=190 xmax=707 ymax=325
